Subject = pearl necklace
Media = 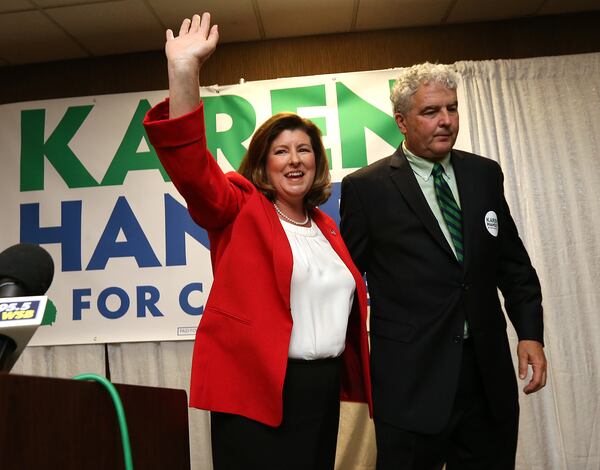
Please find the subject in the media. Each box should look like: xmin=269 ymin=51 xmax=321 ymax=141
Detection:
xmin=273 ymin=202 xmax=309 ymax=226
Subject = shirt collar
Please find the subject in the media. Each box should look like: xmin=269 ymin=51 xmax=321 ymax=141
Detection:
xmin=402 ymin=141 xmax=452 ymax=181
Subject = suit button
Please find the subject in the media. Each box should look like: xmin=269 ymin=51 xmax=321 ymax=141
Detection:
xmin=461 ymin=283 xmax=470 ymax=291
xmin=453 ymin=336 xmax=462 ymax=343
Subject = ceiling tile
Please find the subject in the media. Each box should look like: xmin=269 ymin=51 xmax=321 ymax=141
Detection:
xmin=356 ymin=0 xmax=453 ymax=30
xmin=33 ymin=0 xmax=118 ymax=6
xmin=0 ymin=0 xmax=34 ymax=13
xmin=147 ymin=0 xmax=261 ymax=43
xmin=538 ymin=0 xmax=600 ymax=15
xmin=257 ymin=0 xmax=355 ymax=38
xmin=0 ymin=0 xmax=593 ymax=66
xmin=446 ymin=0 xmax=540 ymax=23
xmin=0 ymin=10 xmax=86 ymax=64
xmin=47 ymin=0 xmax=164 ymax=56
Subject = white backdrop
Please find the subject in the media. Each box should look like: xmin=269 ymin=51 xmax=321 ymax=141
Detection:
xmin=9 ymin=52 xmax=600 ymax=469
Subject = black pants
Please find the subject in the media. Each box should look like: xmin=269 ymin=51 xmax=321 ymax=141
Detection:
xmin=375 ymin=340 xmax=519 ymax=470
xmin=211 ymin=357 xmax=341 ymax=470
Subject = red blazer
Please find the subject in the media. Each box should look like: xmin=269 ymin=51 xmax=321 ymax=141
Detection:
xmin=144 ymin=100 xmax=372 ymax=426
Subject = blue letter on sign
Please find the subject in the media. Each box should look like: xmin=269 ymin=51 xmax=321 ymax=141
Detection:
xmin=136 ymin=285 xmax=164 ymax=317
xmin=98 ymin=287 xmax=130 ymax=319
xmin=21 ymin=201 xmax=83 ymax=272
xmin=73 ymin=288 xmax=91 ymax=320
xmin=179 ymin=282 xmax=204 ymax=316
xmin=165 ymin=193 xmax=210 ymax=266
xmin=87 ymin=196 xmax=161 ymax=270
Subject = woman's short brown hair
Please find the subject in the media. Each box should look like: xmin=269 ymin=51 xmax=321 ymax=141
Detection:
xmin=238 ymin=112 xmax=331 ymax=208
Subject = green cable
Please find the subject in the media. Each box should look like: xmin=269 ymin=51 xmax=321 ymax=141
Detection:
xmin=73 ymin=373 xmax=134 ymax=470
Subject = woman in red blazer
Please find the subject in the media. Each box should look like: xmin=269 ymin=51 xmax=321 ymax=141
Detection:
xmin=143 ymin=12 xmax=372 ymax=470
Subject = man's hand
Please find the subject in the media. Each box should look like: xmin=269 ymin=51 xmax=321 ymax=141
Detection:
xmin=517 ymin=340 xmax=547 ymax=394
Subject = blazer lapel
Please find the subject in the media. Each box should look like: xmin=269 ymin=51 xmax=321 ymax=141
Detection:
xmin=313 ymin=210 xmax=368 ymax=312
xmin=264 ymin=198 xmax=293 ymax=310
xmin=389 ymin=147 xmax=456 ymax=262
xmin=451 ymin=150 xmax=473 ymax=271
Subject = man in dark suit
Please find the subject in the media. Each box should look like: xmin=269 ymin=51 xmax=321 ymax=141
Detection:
xmin=340 ymin=63 xmax=547 ymax=469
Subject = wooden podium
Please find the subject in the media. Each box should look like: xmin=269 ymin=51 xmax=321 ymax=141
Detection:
xmin=0 ymin=373 xmax=191 ymax=469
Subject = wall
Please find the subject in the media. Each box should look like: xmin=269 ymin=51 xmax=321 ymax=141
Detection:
xmin=1 ymin=11 xmax=599 ymax=105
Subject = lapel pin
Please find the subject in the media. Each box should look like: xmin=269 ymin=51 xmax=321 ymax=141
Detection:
xmin=484 ymin=211 xmax=498 ymax=237
xmin=330 ymin=229 xmax=337 ymax=235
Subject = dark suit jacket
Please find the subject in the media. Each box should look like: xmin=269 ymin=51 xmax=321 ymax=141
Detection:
xmin=340 ymin=146 xmax=543 ymax=434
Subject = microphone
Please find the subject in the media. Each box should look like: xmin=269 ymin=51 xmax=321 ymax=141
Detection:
xmin=0 ymin=243 xmax=54 ymax=298
xmin=0 ymin=244 xmax=54 ymax=371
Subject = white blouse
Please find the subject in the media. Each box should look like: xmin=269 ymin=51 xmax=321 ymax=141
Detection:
xmin=279 ymin=219 xmax=356 ymax=360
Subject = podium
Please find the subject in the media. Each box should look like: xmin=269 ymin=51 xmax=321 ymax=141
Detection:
xmin=0 ymin=373 xmax=191 ymax=469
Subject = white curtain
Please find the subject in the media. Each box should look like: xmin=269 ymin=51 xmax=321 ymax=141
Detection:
xmin=13 ymin=52 xmax=600 ymax=470
xmin=455 ymin=52 xmax=600 ymax=470
xmin=11 ymin=344 xmax=105 ymax=378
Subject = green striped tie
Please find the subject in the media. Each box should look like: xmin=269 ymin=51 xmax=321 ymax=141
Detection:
xmin=432 ymin=162 xmax=464 ymax=263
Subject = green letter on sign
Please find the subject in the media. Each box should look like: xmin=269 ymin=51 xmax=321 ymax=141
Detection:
xmin=271 ymin=85 xmax=327 ymax=132
xmin=21 ymin=106 xmax=99 ymax=191
xmin=203 ymin=95 xmax=256 ymax=170
xmin=337 ymin=82 xmax=402 ymax=169
xmin=271 ymin=85 xmax=331 ymax=168
xmin=102 ymin=100 xmax=170 ymax=185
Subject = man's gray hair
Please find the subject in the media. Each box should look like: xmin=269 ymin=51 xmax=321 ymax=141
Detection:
xmin=390 ymin=62 xmax=459 ymax=115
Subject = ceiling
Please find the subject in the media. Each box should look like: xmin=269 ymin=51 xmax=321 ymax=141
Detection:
xmin=1 ymin=0 xmax=599 ymax=67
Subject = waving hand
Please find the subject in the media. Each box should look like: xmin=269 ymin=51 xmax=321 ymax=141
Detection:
xmin=166 ymin=12 xmax=219 ymax=118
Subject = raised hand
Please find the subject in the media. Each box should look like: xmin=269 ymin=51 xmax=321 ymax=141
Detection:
xmin=166 ymin=12 xmax=219 ymax=69
xmin=166 ymin=12 xmax=219 ymax=119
